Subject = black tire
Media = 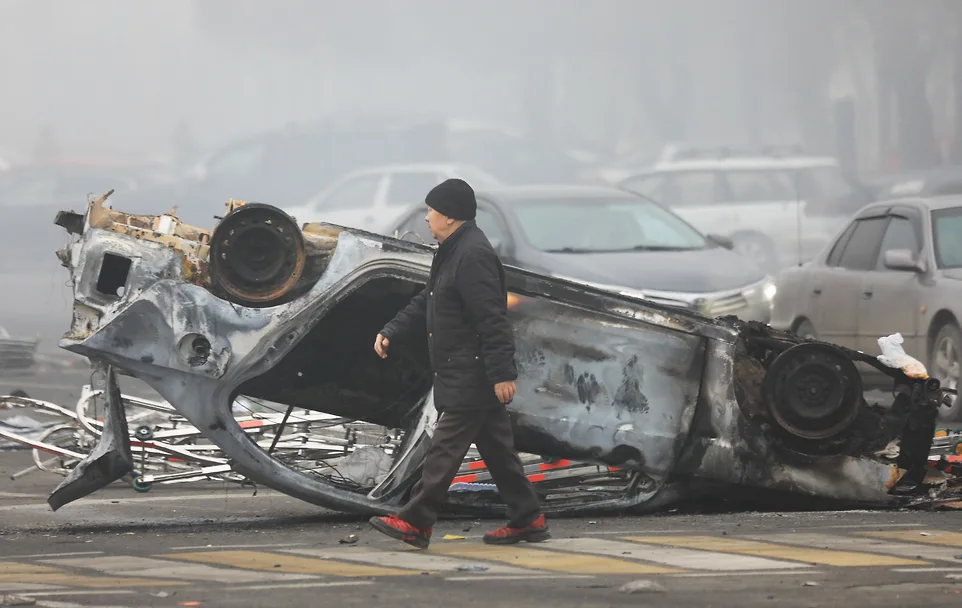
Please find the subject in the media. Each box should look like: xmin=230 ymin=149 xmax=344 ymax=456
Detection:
xmin=929 ymin=322 xmax=962 ymax=422
xmin=794 ymin=319 xmax=817 ymax=341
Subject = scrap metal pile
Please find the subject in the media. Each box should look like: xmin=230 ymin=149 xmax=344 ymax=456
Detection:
xmin=3 ymin=190 xmax=959 ymax=516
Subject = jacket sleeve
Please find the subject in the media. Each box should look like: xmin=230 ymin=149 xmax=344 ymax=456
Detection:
xmin=380 ymin=286 xmax=427 ymax=343
xmin=456 ymin=249 xmax=518 ymax=384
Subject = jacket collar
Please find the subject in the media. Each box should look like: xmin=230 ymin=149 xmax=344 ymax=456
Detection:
xmin=436 ymin=220 xmax=475 ymax=255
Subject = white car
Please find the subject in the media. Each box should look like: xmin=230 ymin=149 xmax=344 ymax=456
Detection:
xmin=284 ymin=162 xmax=502 ymax=233
xmin=617 ymin=147 xmax=874 ymax=272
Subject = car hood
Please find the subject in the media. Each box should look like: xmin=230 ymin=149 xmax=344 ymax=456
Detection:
xmin=542 ymin=247 xmax=767 ymax=293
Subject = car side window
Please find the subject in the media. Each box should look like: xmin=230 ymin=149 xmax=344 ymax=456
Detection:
xmin=395 ymin=210 xmax=433 ymax=244
xmin=317 ymin=174 xmax=381 ymax=210
xmin=661 ymin=172 xmax=717 ymax=207
xmin=721 ymin=170 xmax=796 ymax=202
xmin=476 ymin=205 xmax=509 ymax=245
xmin=826 ymin=222 xmax=856 ymax=266
xmin=875 ymin=216 xmax=920 ymax=270
xmin=385 ymin=172 xmax=443 ymax=206
xmin=836 ymin=217 xmax=889 ymax=271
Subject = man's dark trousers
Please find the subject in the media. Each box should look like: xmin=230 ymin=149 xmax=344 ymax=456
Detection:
xmin=398 ymin=405 xmax=541 ymax=531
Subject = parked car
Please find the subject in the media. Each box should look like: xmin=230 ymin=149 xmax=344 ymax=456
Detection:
xmin=127 ymin=120 xmax=451 ymax=227
xmin=617 ymin=146 xmax=874 ymax=273
xmin=389 ymin=185 xmax=777 ymax=322
xmin=285 ymin=162 xmax=502 ymax=234
xmin=770 ymin=195 xmax=962 ymax=420
xmin=863 ymin=165 xmax=962 ymax=200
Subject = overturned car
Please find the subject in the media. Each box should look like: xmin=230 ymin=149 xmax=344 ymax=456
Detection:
xmin=43 ymin=191 xmax=960 ymax=515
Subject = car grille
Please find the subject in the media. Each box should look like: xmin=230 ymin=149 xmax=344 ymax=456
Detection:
xmin=707 ymin=292 xmax=748 ymax=316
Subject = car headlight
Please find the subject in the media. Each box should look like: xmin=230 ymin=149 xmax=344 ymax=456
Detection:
xmin=743 ymin=277 xmax=776 ymax=303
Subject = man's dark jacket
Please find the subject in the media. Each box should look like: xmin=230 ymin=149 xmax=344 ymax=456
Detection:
xmin=380 ymin=220 xmax=517 ymax=411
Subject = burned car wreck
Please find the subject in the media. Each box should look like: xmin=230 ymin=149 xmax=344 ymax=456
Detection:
xmin=42 ymin=191 xmax=960 ymax=516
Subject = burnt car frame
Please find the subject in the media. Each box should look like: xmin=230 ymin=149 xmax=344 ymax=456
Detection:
xmin=43 ymin=191 xmax=956 ymax=516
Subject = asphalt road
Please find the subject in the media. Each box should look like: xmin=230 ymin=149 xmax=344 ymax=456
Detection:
xmin=2 ymin=361 xmax=961 ymax=607
xmin=1 ymin=451 xmax=961 ymax=608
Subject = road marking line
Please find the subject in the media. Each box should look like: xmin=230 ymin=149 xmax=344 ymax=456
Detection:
xmin=892 ymin=567 xmax=962 ymax=572
xmin=236 ymin=581 xmax=374 ymax=591
xmin=158 ymin=550 xmax=419 ymax=577
xmin=170 ymin=543 xmax=311 ymax=550
xmin=861 ymin=530 xmax=962 ymax=548
xmin=0 ymin=561 xmax=188 ymax=588
xmin=0 ymin=584 xmax=65 ymax=592
xmin=0 ymin=492 xmax=46 ymax=498
xmin=444 ymin=574 xmax=595 ymax=582
xmin=427 ymin=543 xmax=683 ymax=574
xmin=822 ymin=523 xmax=923 ymax=529
xmin=44 ymin=556 xmax=316 ymax=584
xmin=2 ymin=552 xmax=104 ymax=559
xmin=566 ymin=523 xmax=924 ymax=537
xmin=284 ymin=548 xmax=539 ymax=575
xmin=623 ymin=536 xmax=928 ymax=567
xmin=544 ymin=537 xmax=808 ymax=571
xmin=20 ymin=589 xmax=137 ymax=597
xmin=669 ymin=570 xmax=826 ymax=578
xmin=744 ymin=533 xmax=962 ymax=563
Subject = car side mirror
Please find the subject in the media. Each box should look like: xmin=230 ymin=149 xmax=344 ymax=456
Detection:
xmin=707 ymin=233 xmax=734 ymax=250
xmin=883 ymin=248 xmax=925 ymax=273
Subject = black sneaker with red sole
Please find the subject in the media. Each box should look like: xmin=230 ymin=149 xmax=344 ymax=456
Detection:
xmin=483 ymin=514 xmax=551 ymax=545
xmin=369 ymin=515 xmax=432 ymax=549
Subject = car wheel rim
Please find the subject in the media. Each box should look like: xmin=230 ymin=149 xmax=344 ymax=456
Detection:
xmin=933 ymin=335 xmax=960 ymax=409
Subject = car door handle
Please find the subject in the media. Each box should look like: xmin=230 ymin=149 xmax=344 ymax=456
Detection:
xmin=862 ymin=291 xmax=873 ymax=299
xmin=812 ymin=288 xmax=822 ymax=295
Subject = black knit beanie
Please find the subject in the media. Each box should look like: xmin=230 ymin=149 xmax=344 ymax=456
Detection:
xmin=425 ymin=178 xmax=477 ymax=221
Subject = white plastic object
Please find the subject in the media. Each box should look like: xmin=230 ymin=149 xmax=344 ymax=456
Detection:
xmin=877 ymin=333 xmax=928 ymax=378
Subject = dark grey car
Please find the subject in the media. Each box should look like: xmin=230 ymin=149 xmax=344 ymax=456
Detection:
xmin=771 ymin=195 xmax=962 ymax=420
xmin=391 ymin=185 xmax=777 ymax=322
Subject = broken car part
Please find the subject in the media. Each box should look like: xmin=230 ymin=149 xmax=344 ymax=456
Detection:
xmin=32 ymin=193 xmax=961 ymax=515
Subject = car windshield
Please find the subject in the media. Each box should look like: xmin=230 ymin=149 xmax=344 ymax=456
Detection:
xmin=511 ymin=196 xmax=709 ymax=253
xmin=932 ymin=206 xmax=962 ymax=268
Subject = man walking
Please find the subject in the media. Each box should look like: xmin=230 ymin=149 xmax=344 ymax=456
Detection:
xmin=369 ymin=178 xmax=548 ymax=549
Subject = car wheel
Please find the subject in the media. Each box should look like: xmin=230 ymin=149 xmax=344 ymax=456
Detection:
xmin=794 ymin=319 xmax=817 ymax=340
xmin=731 ymin=233 xmax=779 ymax=273
xmin=929 ymin=323 xmax=962 ymax=422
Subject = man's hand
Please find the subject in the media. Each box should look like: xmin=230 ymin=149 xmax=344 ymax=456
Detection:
xmin=374 ymin=334 xmax=390 ymax=359
xmin=494 ymin=380 xmax=516 ymax=404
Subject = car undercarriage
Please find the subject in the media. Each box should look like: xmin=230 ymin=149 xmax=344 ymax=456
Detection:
xmin=20 ymin=191 xmax=960 ymax=516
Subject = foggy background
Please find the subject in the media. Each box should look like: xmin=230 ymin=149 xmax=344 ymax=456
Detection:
xmin=2 ymin=0 xmax=961 ymax=354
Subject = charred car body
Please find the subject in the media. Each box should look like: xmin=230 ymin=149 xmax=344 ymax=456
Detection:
xmin=43 ymin=191 xmax=959 ymax=515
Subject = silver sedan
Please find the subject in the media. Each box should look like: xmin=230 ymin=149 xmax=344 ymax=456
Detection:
xmin=770 ymin=195 xmax=962 ymax=420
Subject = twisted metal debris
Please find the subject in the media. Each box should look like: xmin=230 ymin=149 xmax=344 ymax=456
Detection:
xmin=7 ymin=190 xmax=957 ymax=515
